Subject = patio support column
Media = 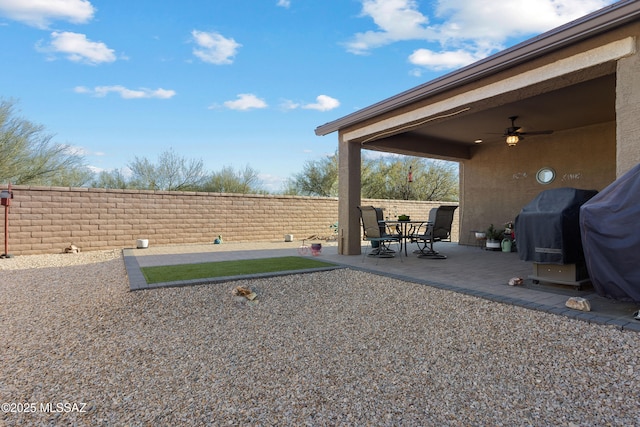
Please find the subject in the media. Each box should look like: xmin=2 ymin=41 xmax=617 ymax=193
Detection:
xmin=337 ymin=133 xmax=361 ymax=255
xmin=616 ymin=41 xmax=640 ymax=177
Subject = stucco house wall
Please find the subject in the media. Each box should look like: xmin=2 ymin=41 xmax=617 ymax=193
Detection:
xmin=460 ymin=121 xmax=616 ymax=244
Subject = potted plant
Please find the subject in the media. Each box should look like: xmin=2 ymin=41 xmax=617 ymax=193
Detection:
xmin=485 ymin=224 xmax=504 ymax=250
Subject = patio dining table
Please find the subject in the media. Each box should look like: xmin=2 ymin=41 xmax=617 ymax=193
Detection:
xmin=382 ymin=219 xmax=430 ymax=256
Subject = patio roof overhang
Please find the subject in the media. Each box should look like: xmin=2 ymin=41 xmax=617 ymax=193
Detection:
xmin=314 ymin=0 xmax=640 ymax=161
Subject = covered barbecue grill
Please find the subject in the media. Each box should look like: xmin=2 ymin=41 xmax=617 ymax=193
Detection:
xmin=515 ymin=187 xmax=597 ymax=288
xmin=580 ymin=163 xmax=640 ymax=302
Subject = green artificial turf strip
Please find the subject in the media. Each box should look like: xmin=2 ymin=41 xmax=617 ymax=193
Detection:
xmin=140 ymin=256 xmax=336 ymax=284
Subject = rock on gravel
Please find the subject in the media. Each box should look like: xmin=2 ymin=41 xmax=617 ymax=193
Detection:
xmin=0 ymin=250 xmax=638 ymax=426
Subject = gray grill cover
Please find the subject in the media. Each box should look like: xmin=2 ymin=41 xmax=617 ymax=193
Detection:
xmin=515 ymin=188 xmax=597 ymax=265
xmin=580 ymin=164 xmax=640 ymax=302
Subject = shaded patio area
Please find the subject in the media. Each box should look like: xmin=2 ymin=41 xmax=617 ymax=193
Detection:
xmin=124 ymin=240 xmax=640 ymax=331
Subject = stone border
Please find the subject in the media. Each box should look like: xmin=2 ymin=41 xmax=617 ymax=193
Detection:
xmin=123 ymin=248 xmax=345 ymax=291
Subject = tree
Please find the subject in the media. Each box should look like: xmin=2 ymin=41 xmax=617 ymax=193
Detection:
xmin=363 ymin=156 xmax=458 ymax=201
xmin=92 ymin=155 xmax=265 ymax=194
xmin=92 ymin=168 xmax=130 ymax=189
xmin=201 ymin=164 xmax=263 ymax=194
xmin=287 ymin=152 xmax=338 ymax=197
xmin=0 ymin=99 xmax=91 ymax=186
xmin=361 ymin=156 xmax=400 ymax=199
xmin=127 ymin=148 xmax=207 ymax=191
xmin=46 ymin=165 xmax=95 ymax=187
xmin=412 ymin=159 xmax=459 ymax=201
xmin=288 ymin=150 xmax=458 ymax=201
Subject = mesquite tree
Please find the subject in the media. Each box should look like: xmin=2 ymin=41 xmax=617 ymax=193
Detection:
xmin=0 ymin=99 xmax=92 ymax=186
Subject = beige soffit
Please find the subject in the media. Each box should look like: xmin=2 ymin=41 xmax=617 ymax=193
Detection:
xmin=344 ymin=37 xmax=635 ymax=144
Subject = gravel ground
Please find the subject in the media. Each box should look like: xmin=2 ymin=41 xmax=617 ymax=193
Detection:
xmin=1 ymin=250 xmax=639 ymax=426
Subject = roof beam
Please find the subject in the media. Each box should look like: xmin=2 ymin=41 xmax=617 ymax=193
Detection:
xmin=364 ymin=133 xmax=472 ymax=160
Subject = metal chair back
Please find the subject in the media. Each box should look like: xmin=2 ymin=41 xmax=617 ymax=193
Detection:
xmin=432 ymin=205 xmax=457 ymax=241
xmin=359 ymin=206 xmax=382 ymax=239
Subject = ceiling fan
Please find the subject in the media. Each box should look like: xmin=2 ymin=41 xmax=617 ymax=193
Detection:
xmin=504 ymin=115 xmax=553 ymax=146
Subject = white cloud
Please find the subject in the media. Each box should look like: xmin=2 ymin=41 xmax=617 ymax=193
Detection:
xmin=302 ymin=95 xmax=340 ymax=111
xmin=74 ymin=85 xmax=176 ymax=99
xmin=223 ymin=93 xmax=267 ymax=111
xmin=280 ymin=99 xmax=300 ymax=110
xmin=259 ymin=173 xmax=287 ymax=192
xmin=37 ymin=31 xmax=116 ymax=65
xmin=0 ymin=0 xmax=95 ymax=28
xmin=86 ymin=165 xmax=103 ymax=173
xmin=432 ymin=0 xmax=612 ymax=43
xmin=276 ymin=0 xmax=291 ymax=8
xmin=347 ymin=0 xmax=615 ymax=70
xmin=345 ymin=0 xmax=435 ymax=54
xmin=63 ymin=144 xmax=89 ymax=156
xmin=408 ymin=48 xmax=482 ymax=70
xmin=282 ymin=95 xmax=340 ymax=112
xmin=191 ymin=30 xmax=241 ymax=65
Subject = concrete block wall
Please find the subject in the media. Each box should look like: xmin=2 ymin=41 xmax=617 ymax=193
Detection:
xmin=0 ymin=185 xmax=458 ymax=255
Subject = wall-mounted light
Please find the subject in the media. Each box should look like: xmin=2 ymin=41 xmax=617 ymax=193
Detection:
xmin=506 ymin=135 xmax=519 ymax=147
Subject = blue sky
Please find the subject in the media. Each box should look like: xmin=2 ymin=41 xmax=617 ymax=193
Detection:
xmin=0 ymin=0 xmax=615 ymax=191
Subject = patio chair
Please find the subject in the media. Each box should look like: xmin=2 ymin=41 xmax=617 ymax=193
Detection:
xmin=411 ymin=205 xmax=457 ymax=259
xmin=358 ymin=206 xmax=402 ymax=262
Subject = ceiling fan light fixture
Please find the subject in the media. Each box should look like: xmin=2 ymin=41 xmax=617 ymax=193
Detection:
xmin=506 ymin=134 xmax=519 ymax=146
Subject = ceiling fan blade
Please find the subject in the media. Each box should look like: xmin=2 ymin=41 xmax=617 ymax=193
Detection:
xmin=508 ymin=126 xmax=521 ymax=134
xmin=520 ymin=130 xmax=553 ymax=135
